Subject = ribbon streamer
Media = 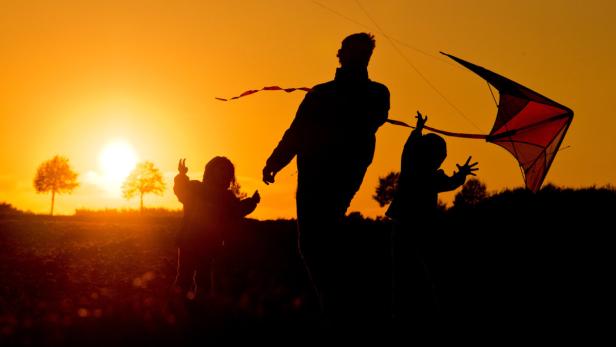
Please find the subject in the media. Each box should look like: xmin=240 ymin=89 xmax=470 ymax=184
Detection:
xmin=215 ymin=86 xmax=312 ymax=101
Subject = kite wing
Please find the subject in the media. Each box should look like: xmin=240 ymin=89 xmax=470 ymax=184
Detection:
xmin=442 ymin=52 xmax=573 ymax=193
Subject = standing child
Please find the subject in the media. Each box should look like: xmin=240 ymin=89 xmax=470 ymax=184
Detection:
xmin=173 ymin=156 xmax=260 ymax=299
xmin=386 ymin=112 xmax=477 ymax=335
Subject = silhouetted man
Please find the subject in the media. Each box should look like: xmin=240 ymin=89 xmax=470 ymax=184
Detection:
xmin=262 ymin=33 xmax=390 ymax=330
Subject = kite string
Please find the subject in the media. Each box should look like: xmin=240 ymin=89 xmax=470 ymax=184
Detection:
xmin=353 ymin=0 xmax=483 ymax=132
xmin=309 ymin=0 xmax=452 ymax=65
xmin=487 ymin=81 xmax=499 ymax=108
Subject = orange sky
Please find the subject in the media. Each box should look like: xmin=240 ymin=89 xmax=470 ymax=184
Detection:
xmin=1 ymin=0 xmax=615 ymax=219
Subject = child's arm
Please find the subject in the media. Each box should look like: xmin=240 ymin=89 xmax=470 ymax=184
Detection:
xmin=403 ymin=111 xmax=427 ymax=152
xmin=227 ymin=190 xmax=260 ymax=218
xmin=435 ymin=170 xmax=466 ymax=193
xmin=236 ymin=190 xmax=260 ymax=217
xmin=436 ymin=156 xmax=479 ymax=192
xmin=173 ymin=159 xmax=201 ymax=204
xmin=414 ymin=111 xmax=427 ymax=134
xmin=411 ymin=111 xmax=427 ymax=139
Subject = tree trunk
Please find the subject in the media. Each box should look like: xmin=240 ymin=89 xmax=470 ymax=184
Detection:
xmin=140 ymin=191 xmax=144 ymax=214
xmin=50 ymin=190 xmax=55 ymax=216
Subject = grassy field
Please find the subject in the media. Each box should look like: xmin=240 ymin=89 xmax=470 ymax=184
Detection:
xmin=1 ymin=186 xmax=613 ymax=345
xmin=0 ymin=216 xmax=317 ymax=346
xmin=0 ymin=216 xmax=180 ymax=346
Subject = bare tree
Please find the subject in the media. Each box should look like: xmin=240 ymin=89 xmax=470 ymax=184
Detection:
xmin=122 ymin=161 xmax=165 ymax=213
xmin=33 ymin=155 xmax=79 ymax=215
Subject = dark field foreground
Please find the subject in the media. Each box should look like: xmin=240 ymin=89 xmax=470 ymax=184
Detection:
xmin=0 ymin=216 xmax=318 ymax=346
xmin=0 ymin=187 xmax=613 ymax=345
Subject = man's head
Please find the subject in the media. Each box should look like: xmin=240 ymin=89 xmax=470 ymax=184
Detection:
xmin=337 ymin=33 xmax=376 ymax=68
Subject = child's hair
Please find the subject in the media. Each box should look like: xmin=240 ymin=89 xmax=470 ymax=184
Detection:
xmin=203 ymin=156 xmax=236 ymax=189
xmin=417 ymin=133 xmax=447 ymax=170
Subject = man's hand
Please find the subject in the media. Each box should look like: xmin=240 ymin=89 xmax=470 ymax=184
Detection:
xmin=456 ymin=156 xmax=479 ymax=177
xmin=262 ymin=166 xmax=276 ymax=185
xmin=252 ymin=190 xmax=261 ymax=204
xmin=416 ymin=111 xmax=428 ymax=131
xmin=178 ymin=159 xmax=188 ymax=175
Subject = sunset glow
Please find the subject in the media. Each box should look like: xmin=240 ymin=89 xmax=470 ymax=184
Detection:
xmin=0 ymin=0 xmax=614 ymax=217
xmin=97 ymin=141 xmax=138 ymax=195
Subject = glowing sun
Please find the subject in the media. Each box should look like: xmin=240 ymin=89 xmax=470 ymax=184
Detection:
xmin=98 ymin=140 xmax=138 ymax=192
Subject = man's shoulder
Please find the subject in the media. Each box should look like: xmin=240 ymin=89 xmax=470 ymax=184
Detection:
xmin=310 ymin=81 xmax=336 ymax=93
xmin=310 ymin=80 xmax=389 ymax=94
xmin=368 ymin=80 xmax=390 ymax=96
xmin=302 ymin=81 xmax=336 ymax=101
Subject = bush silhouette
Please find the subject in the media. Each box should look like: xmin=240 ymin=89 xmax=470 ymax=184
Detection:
xmin=373 ymin=171 xmax=399 ymax=207
xmin=453 ymin=178 xmax=488 ymax=208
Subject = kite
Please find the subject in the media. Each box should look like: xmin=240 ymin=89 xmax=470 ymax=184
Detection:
xmin=439 ymin=53 xmax=573 ymax=193
xmin=216 ymin=53 xmax=573 ymax=192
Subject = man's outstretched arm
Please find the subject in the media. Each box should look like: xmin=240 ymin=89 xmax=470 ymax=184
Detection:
xmin=263 ymin=92 xmax=314 ymax=184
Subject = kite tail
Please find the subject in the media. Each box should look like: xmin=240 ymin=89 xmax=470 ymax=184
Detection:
xmin=215 ymin=86 xmax=312 ymax=101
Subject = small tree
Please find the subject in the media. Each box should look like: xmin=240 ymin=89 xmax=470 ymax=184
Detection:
xmin=453 ymin=178 xmax=488 ymax=208
xmin=33 ymin=155 xmax=79 ymax=215
xmin=122 ymin=161 xmax=165 ymax=213
xmin=373 ymin=171 xmax=399 ymax=207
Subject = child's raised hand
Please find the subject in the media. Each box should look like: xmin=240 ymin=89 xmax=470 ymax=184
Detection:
xmin=178 ymin=159 xmax=188 ymax=175
xmin=416 ymin=111 xmax=428 ymax=130
xmin=252 ymin=190 xmax=261 ymax=204
xmin=456 ymin=156 xmax=479 ymax=177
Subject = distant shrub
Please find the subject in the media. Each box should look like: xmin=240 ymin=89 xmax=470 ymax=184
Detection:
xmin=74 ymin=207 xmax=182 ymax=218
xmin=0 ymin=202 xmax=25 ymax=218
xmin=453 ymin=178 xmax=489 ymax=208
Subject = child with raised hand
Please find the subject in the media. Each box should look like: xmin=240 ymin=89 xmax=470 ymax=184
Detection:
xmin=173 ymin=157 xmax=260 ymax=299
xmin=387 ymin=111 xmax=477 ymax=221
xmin=386 ymin=111 xmax=477 ymax=334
